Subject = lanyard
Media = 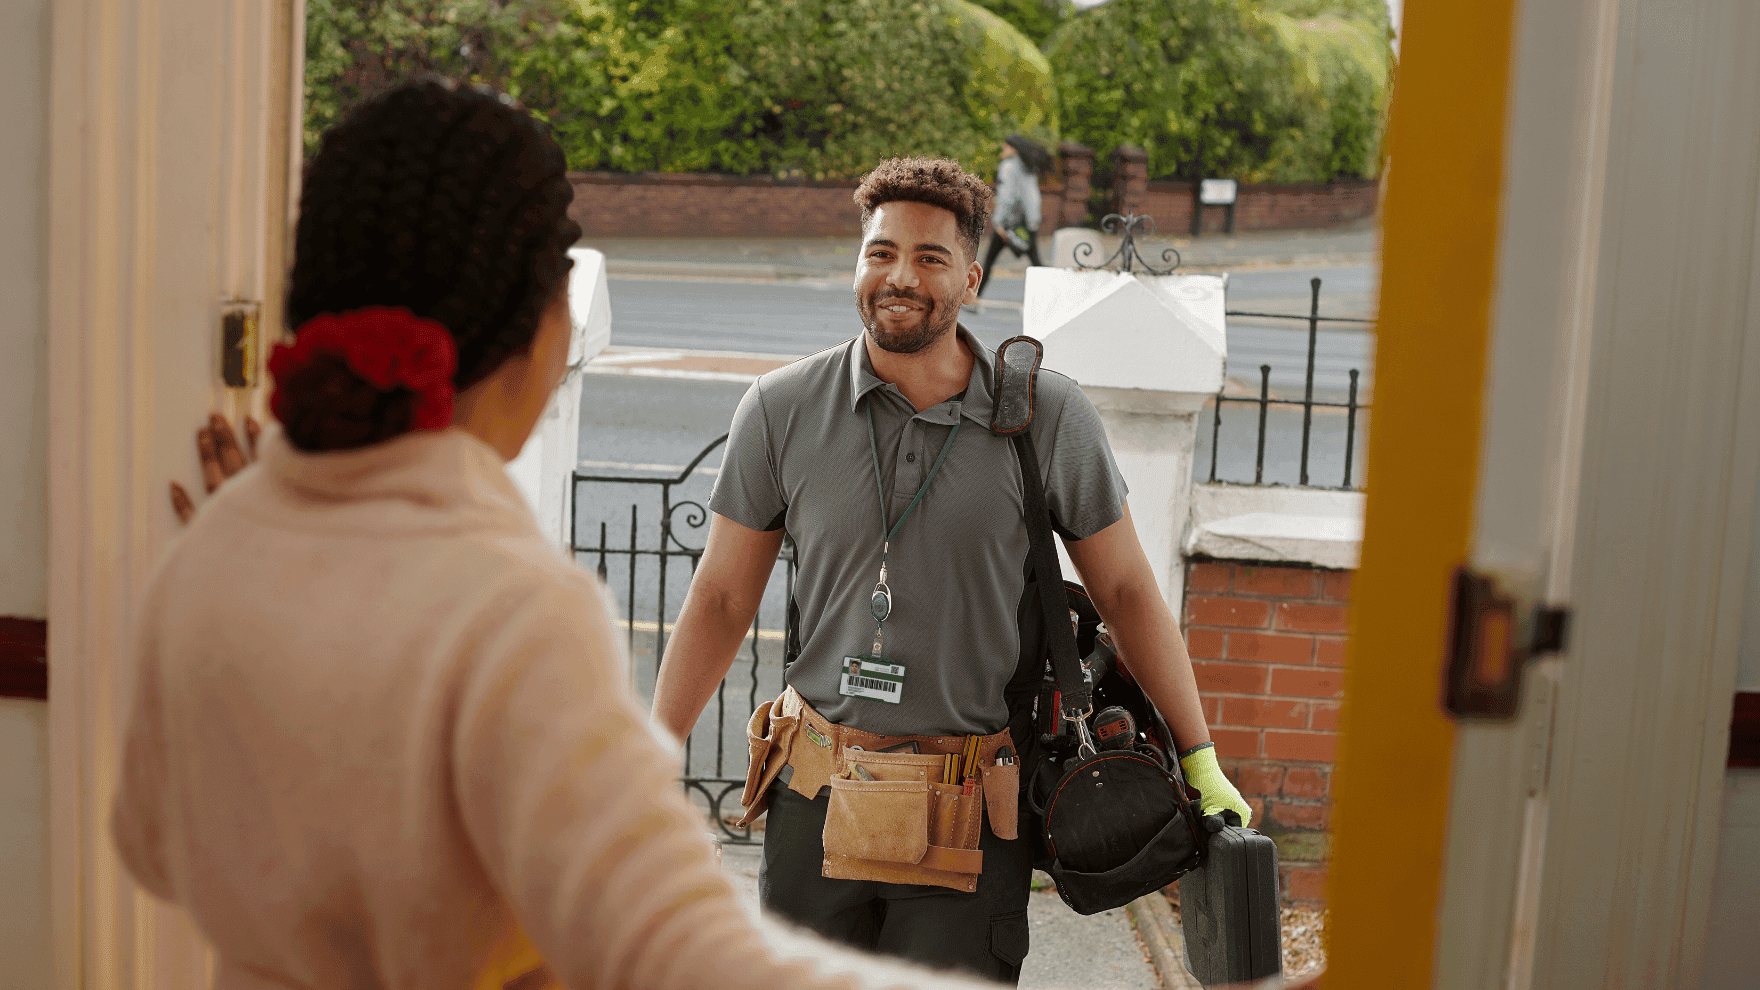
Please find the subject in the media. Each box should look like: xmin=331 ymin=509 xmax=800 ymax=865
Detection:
xmin=867 ymin=405 xmax=963 ymax=545
xmin=864 ymin=404 xmax=962 ymax=653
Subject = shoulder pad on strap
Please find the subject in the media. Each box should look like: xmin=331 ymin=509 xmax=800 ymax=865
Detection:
xmin=990 ymin=335 xmax=1041 ymax=435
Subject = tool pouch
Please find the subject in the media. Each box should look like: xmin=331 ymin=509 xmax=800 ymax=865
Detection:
xmin=979 ymin=760 xmax=1020 ymax=840
xmin=736 ymin=700 xmax=798 ymax=826
xmin=822 ymin=749 xmax=987 ymax=891
xmin=824 ymin=777 xmax=930 ymax=864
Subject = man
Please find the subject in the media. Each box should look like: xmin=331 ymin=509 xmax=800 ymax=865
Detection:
xmin=652 ymin=158 xmax=1249 ymax=983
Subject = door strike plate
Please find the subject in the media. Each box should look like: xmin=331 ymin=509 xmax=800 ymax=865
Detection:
xmin=1444 ymin=565 xmax=1570 ymax=720
xmin=220 ymin=300 xmax=261 ymax=388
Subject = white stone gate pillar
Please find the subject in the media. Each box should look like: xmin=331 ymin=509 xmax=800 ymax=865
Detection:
xmin=1023 ymin=269 xmax=1227 ymax=608
xmin=506 ymin=247 xmax=612 ymax=552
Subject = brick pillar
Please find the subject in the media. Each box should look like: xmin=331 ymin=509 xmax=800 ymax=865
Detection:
xmin=1182 ymin=559 xmax=1352 ymax=909
xmin=1111 ymin=144 xmax=1149 ymax=218
xmin=1056 ymin=141 xmax=1094 ymax=228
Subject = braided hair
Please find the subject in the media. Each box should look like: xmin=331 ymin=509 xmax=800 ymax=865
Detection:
xmin=280 ymin=79 xmax=580 ymax=452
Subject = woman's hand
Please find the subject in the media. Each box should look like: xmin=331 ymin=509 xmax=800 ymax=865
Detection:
xmin=170 ymin=413 xmax=259 ymax=524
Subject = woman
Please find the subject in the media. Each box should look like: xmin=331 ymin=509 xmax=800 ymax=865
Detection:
xmin=976 ymin=135 xmax=1052 ymax=299
xmin=111 ymin=80 xmax=992 ymax=990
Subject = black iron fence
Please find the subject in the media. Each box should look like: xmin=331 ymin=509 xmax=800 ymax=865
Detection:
xmin=1211 ymin=276 xmax=1373 ymax=490
xmin=571 ymin=436 xmax=796 ymax=844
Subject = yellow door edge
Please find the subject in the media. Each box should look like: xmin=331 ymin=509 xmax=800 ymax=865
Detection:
xmin=1325 ymin=0 xmax=1518 ymax=984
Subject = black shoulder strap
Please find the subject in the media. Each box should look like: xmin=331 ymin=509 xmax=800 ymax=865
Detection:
xmin=991 ymin=336 xmax=1091 ymax=721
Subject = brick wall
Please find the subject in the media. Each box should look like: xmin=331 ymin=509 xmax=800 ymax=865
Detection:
xmin=566 ymin=168 xmax=1373 ymax=239
xmin=1140 ymin=179 xmax=1379 ymax=235
xmin=568 ymin=172 xmax=867 ymax=238
xmin=1182 ymin=558 xmax=1352 ymax=908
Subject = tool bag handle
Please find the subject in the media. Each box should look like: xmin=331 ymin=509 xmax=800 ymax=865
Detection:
xmin=990 ymin=335 xmax=1090 ymax=722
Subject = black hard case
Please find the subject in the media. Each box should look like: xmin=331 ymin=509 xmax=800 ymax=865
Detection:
xmin=1178 ymin=813 xmax=1283 ymax=986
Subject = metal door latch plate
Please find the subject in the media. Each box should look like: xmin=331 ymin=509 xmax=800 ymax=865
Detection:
xmin=1445 ymin=565 xmax=1570 ymax=720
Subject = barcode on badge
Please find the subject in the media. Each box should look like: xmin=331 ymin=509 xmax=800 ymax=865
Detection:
xmin=839 ymin=656 xmax=905 ymax=704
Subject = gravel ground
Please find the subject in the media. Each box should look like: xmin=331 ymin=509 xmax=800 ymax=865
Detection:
xmin=1277 ymin=908 xmax=1327 ymax=979
xmin=1162 ymin=893 xmax=1328 ymax=981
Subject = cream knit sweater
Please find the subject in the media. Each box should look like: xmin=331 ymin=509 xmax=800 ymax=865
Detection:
xmin=111 ymin=428 xmax=993 ymax=990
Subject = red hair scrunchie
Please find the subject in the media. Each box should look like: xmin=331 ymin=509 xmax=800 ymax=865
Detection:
xmin=268 ymin=307 xmax=458 ymax=432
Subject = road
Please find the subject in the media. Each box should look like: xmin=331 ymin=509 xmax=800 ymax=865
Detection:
xmin=572 ymin=265 xmax=1376 ymax=780
xmin=604 ymin=264 xmax=1375 ymax=395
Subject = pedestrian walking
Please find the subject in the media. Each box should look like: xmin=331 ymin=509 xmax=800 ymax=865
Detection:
xmin=113 ymin=82 xmax=998 ymax=990
xmin=976 ymin=136 xmax=1051 ymax=298
xmin=652 ymin=157 xmax=1251 ymax=985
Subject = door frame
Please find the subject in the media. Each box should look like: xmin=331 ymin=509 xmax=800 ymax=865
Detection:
xmin=46 ymin=2 xmax=304 ymax=987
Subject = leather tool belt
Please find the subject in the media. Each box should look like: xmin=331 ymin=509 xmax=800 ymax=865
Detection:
xmin=738 ymin=687 xmax=1020 ymax=892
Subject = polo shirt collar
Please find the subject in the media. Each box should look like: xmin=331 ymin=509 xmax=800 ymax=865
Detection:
xmin=848 ymin=326 xmax=998 ymax=429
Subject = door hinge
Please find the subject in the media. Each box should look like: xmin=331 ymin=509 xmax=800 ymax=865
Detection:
xmin=1444 ymin=565 xmax=1571 ymax=721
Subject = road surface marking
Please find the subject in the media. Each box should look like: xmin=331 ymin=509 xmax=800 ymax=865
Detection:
xmin=610 ymin=617 xmax=785 ymax=643
xmin=584 ymin=365 xmax=760 ymax=383
xmin=578 ymin=459 xmax=720 ymax=476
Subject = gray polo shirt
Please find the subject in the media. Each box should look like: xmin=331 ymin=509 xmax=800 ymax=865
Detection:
xmin=710 ymin=327 xmax=1127 ymax=736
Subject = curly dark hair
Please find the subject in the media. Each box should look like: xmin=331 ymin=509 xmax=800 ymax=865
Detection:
xmin=281 ymin=78 xmax=580 ymax=452
xmin=852 ymin=158 xmax=993 ymax=260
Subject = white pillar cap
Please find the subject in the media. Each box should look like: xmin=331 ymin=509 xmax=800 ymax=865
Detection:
xmin=1022 ymin=269 xmax=1227 ymax=396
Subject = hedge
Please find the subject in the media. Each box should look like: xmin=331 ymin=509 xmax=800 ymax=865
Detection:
xmin=304 ymin=0 xmax=1391 ymax=185
xmin=964 ymin=0 xmax=1072 ymax=46
xmin=1043 ymin=0 xmax=1393 ymax=183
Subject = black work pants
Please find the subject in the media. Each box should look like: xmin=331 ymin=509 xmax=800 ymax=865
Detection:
xmin=759 ymin=780 xmax=1034 ymax=984
xmin=977 ymin=229 xmax=1043 ymax=298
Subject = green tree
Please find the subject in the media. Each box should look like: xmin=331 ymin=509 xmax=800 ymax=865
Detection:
xmin=303 ymin=0 xmax=1061 ymax=179
xmin=518 ymin=0 xmax=1058 ymax=179
xmin=942 ymin=0 xmax=1061 ymax=174
xmin=501 ymin=0 xmax=768 ymax=174
xmin=302 ymin=0 xmax=572 ymax=157
xmin=1043 ymin=0 xmax=1392 ymax=183
xmin=963 ymin=0 xmax=1071 ymax=45
xmin=1258 ymin=8 xmax=1393 ymax=179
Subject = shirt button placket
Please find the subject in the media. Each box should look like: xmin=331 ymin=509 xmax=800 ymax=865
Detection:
xmin=899 ymin=421 xmax=924 ymax=494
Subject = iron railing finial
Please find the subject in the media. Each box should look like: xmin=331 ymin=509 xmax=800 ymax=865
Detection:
xmin=1073 ymin=213 xmax=1181 ymax=275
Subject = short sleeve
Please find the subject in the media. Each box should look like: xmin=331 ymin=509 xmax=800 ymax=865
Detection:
xmin=709 ymin=380 xmax=787 ymax=531
xmin=1035 ymin=374 xmax=1128 ymax=540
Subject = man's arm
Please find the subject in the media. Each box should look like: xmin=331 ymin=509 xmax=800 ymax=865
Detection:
xmin=651 ymin=513 xmax=786 ymax=741
xmin=1062 ymin=502 xmax=1209 ymax=751
xmin=1064 ymin=502 xmax=1252 ymax=823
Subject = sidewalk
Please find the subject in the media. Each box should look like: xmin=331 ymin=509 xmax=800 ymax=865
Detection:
xmin=717 ymin=840 xmax=1188 ymax=990
xmin=582 ymin=219 xmax=1377 ymax=281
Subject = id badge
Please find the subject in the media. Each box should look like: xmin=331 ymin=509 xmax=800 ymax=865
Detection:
xmin=839 ymin=655 xmax=907 ymax=704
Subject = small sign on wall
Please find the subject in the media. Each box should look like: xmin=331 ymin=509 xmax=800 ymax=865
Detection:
xmin=1198 ymin=179 xmax=1239 ymax=205
xmin=1194 ymin=179 xmax=1240 ymax=236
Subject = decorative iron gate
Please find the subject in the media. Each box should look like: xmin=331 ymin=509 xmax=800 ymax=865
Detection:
xmin=571 ymin=436 xmax=796 ymax=845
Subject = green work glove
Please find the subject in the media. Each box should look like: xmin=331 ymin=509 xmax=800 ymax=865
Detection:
xmin=1179 ymin=743 xmax=1252 ymax=827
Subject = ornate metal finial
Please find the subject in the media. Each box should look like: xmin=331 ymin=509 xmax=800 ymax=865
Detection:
xmin=1072 ymin=214 xmax=1181 ymax=275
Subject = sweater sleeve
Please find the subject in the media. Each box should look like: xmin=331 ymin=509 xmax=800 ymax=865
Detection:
xmin=450 ymin=571 xmax=999 ymax=990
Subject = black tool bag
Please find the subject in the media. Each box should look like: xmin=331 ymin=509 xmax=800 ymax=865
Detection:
xmin=1178 ymin=811 xmax=1284 ymax=985
xmin=990 ymin=335 xmax=1206 ymax=916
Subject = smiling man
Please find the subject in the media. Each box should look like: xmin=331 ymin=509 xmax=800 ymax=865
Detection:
xmin=652 ymin=158 xmax=1246 ymax=983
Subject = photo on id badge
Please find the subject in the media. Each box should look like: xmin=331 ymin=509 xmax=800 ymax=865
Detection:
xmin=841 ymin=655 xmax=906 ymax=704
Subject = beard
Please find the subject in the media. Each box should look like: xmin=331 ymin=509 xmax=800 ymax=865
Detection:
xmin=857 ymin=284 xmax=963 ymax=354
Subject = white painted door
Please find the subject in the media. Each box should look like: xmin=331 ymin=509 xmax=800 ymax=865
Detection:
xmin=1434 ymin=1 xmax=1760 ymax=987
xmin=46 ymin=3 xmax=302 ymax=987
